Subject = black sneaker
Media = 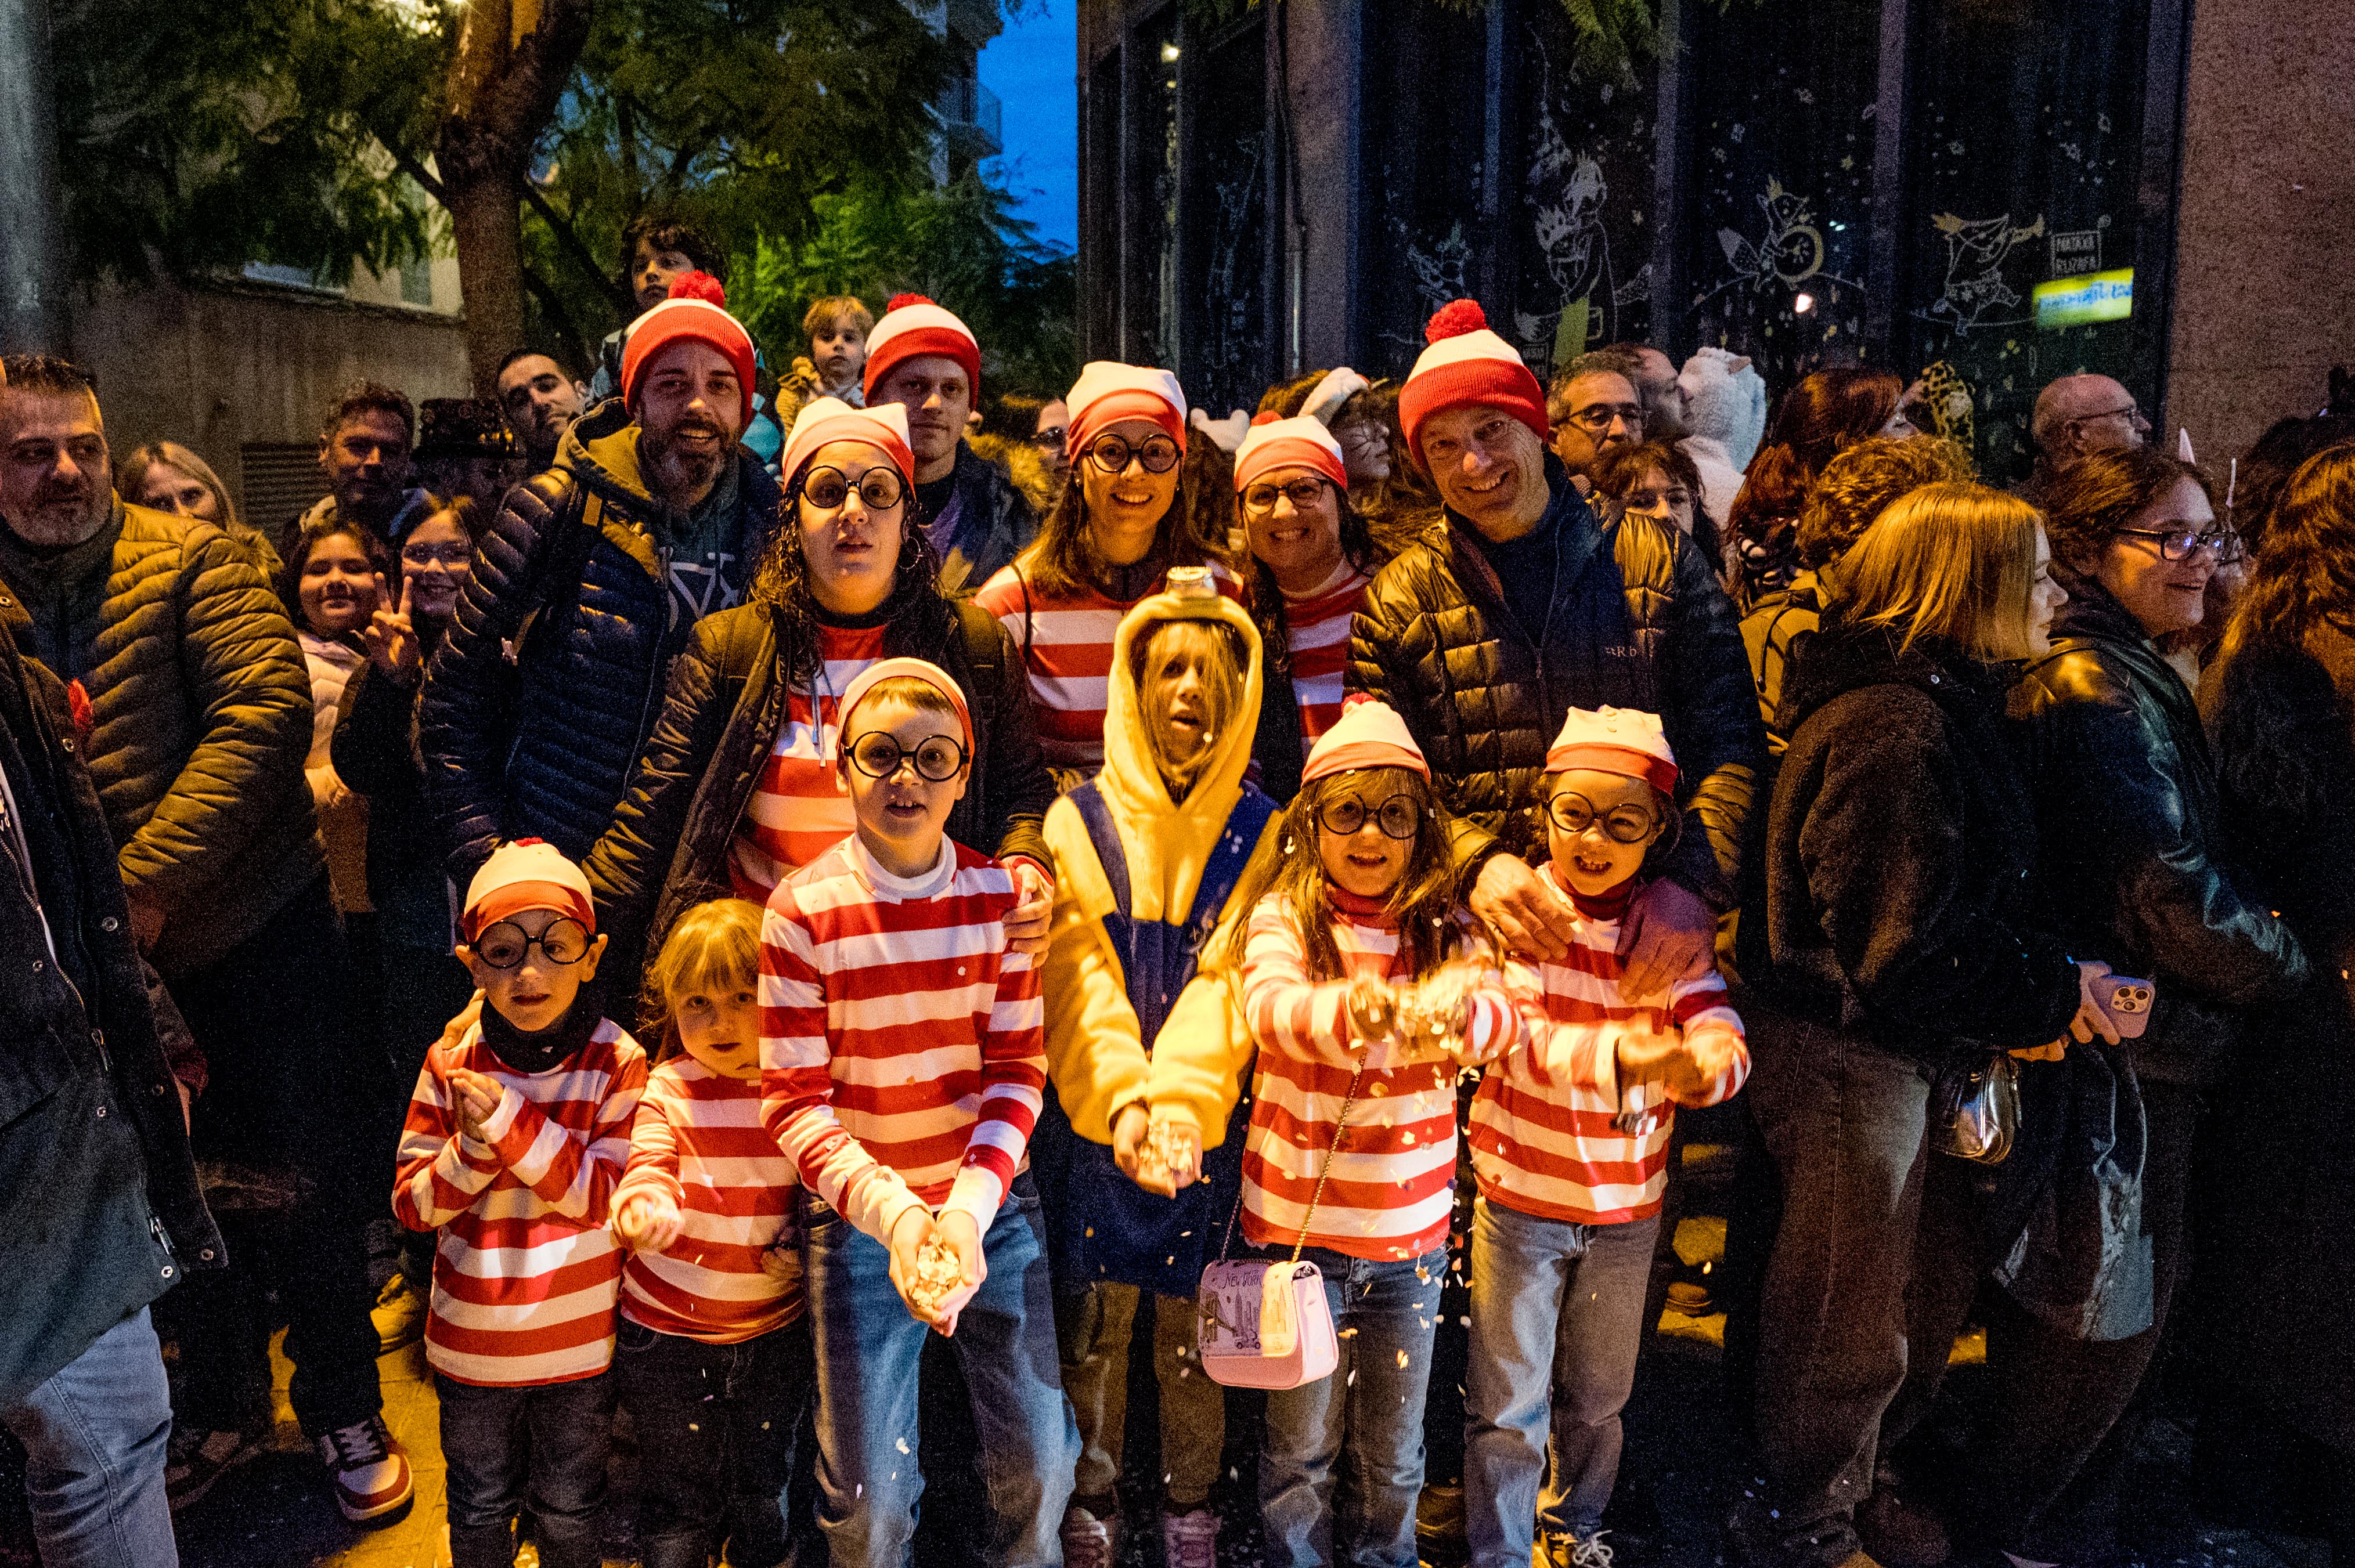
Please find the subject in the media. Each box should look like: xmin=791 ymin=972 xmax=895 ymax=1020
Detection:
xmin=165 ymin=1426 xmax=258 ymax=1512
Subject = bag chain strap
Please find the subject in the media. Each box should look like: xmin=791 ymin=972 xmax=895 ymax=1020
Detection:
xmin=1290 ymin=1067 xmax=1364 ymax=1266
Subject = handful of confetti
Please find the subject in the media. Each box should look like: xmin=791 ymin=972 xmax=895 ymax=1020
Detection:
xmin=1137 ymin=1118 xmax=1192 ymax=1187
xmin=1390 ymin=959 xmax=1488 ymax=1054
xmin=907 ymin=1230 xmax=964 ymax=1319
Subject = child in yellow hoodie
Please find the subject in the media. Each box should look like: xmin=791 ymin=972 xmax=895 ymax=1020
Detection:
xmin=1034 ymin=570 xmax=1283 ymax=1568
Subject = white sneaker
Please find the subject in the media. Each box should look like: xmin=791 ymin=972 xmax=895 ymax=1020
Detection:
xmin=316 ymin=1414 xmax=414 ymax=1522
xmin=1164 ymin=1506 xmax=1219 ymax=1568
xmin=1059 ymin=1504 xmax=1116 ymax=1568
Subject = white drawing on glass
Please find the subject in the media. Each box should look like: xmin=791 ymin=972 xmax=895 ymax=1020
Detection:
xmin=1922 ymin=211 xmax=2047 ymax=334
xmin=1201 ymin=134 xmax=1267 ymax=408
xmin=1692 ymin=178 xmax=1867 ymax=315
xmin=1514 ymin=57 xmax=1619 ymax=378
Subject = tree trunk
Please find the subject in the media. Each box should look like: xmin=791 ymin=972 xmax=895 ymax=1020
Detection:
xmin=435 ymin=0 xmax=594 ymax=396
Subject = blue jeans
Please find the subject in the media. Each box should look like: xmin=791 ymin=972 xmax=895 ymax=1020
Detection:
xmin=437 ymin=1371 xmax=615 ymax=1568
xmin=804 ymin=1176 xmax=1077 ymax=1567
xmin=1258 ymin=1245 xmax=1445 ymax=1568
xmin=0 ymin=1309 xmax=177 ymax=1568
xmin=1463 ymin=1198 xmax=1661 ymax=1561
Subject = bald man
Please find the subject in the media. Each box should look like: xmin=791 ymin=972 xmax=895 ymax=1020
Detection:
xmin=2032 ymin=373 xmax=2151 ymax=466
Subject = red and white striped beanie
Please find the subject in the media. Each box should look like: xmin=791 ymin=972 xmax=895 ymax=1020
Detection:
xmin=619 ymin=272 xmax=757 ymax=426
xmin=1397 ymin=298 xmax=1548 ymax=473
xmin=1545 ymin=705 xmax=1679 ymax=795
xmin=1234 ymin=411 xmax=1347 ymax=493
xmin=1066 ymin=361 xmax=1188 ymax=457
xmin=780 ymin=398 xmax=915 ymax=490
xmin=461 ymin=838 xmax=596 ymax=942
xmin=861 ymin=294 xmax=982 ymax=403
xmin=1301 ymin=694 xmax=1429 ymax=783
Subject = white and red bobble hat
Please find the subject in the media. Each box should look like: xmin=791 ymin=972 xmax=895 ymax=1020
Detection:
xmin=1066 ymin=361 xmax=1188 ymax=457
xmin=462 ymin=838 xmax=596 ymax=943
xmin=1397 ymin=298 xmax=1548 ymax=474
xmin=1301 ymin=693 xmax=1429 ymax=784
xmin=1545 ymin=705 xmax=1679 ymax=795
xmin=780 ymin=398 xmax=915 ymax=490
xmin=1234 ymin=411 xmax=1347 ymax=493
xmin=619 ymin=272 xmax=757 ymax=427
xmin=861 ymin=294 xmax=982 ymax=403
xmin=831 ymin=657 xmax=973 ymax=777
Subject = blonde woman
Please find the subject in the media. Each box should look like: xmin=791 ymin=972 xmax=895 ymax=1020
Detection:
xmin=1736 ymin=483 xmax=2122 ymax=1568
xmin=118 ymin=440 xmax=283 ymax=577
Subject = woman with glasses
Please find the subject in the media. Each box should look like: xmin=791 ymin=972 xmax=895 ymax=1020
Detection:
xmin=972 ymin=363 xmax=1242 ymax=786
xmin=1965 ymin=447 xmax=2304 ymax=1559
xmin=583 ymin=397 xmax=1058 ymax=993
xmin=1229 ymin=413 xmax=1398 ymax=803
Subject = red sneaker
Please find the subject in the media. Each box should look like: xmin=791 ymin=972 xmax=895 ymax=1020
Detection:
xmin=316 ymin=1415 xmax=414 ymax=1522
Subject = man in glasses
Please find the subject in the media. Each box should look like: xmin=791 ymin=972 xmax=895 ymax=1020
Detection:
xmin=423 ymin=272 xmax=782 ymax=886
xmin=1546 ymin=351 xmax=1650 ymax=487
xmin=863 ymin=294 xmax=1040 ymax=592
xmin=2031 ymin=373 xmax=2152 ymax=472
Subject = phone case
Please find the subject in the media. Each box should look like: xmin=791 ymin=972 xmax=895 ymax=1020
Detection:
xmin=2091 ymin=974 xmax=2155 ymax=1038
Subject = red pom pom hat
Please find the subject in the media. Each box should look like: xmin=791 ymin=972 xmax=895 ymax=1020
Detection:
xmin=618 ymin=271 xmax=757 ymax=427
xmin=1396 ymin=298 xmax=1548 ymax=474
xmin=862 ymin=294 xmax=982 ymax=403
xmin=1233 ymin=411 xmax=1347 ymax=493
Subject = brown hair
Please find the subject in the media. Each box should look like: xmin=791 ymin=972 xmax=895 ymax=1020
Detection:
xmin=642 ymin=898 xmax=764 ymax=1061
xmin=2221 ymin=441 xmax=2355 ymax=662
xmin=320 ymin=381 xmax=415 ymax=446
xmin=801 ymin=295 xmax=874 ymax=342
xmin=279 ymin=514 xmax=392 ymax=624
xmin=2031 ymin=445 xmax=2216 ymax=574
xmin=1837 ymin=482 xmax=2046 ymax=661
xmin=1589 ymin=438 xmax=1722 ymax=571
xmin=1012 ymin=442 xmax=1228 ymax=600
xmin=1796 ymin=435 xmax=1975 ymax=571
xmin=1729 ymin=368 xmax=1905 ymax=543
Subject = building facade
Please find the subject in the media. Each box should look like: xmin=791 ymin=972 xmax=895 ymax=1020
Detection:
xmin=1079 ymin=0 xmax=2355 ymax=478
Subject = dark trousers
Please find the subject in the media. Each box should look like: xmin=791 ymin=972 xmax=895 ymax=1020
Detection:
xmin=169 ymin=873 xmax=384 ymax=1436
xmin=438 ymin=1371 xmax=615 ymax=1568
xmin=1733 ymin=1019 xmax=1934 ymax=1568
xmin=614 ymin=1318 xmax=813 ymax=1568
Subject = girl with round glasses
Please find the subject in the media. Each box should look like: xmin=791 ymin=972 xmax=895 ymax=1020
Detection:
xmin=973 ymin=363 xmax=1241 ymax=784
xmin=584 ymin=397 xmax=1059 ymax=987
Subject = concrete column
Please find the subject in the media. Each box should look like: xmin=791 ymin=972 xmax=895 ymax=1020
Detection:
xmin=2165 ymin=2 xmax=2355 ymax=457
xmin=1281 ymin=0 xmax=1361 ymax=373
xmin=0 ymin=0 xmax=71 ymax=355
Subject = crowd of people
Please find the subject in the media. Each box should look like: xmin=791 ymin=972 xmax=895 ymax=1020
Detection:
xmin=1 ymin=203 xmax=2351 ymax=1568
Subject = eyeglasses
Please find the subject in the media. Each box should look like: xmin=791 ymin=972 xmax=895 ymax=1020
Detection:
xmin=1546 ymin=793 xmax=1660 ymax=843
xmin=2071 ymin=402 xmax=2148 ymax=429
xmin=401 ymin=543 xmax=472 ymax=566
xmin=1563 ymin=403 xmax=1645 ymax=436
xmin=2114 ymin=525 xmax=2245 ymax=563
xmin=802 ymin=466 xmax=906 ymax=511
xmin=1317 ymin=794 xmax=1422 ymax=840
xmin=1085 ymin=433 xmax=1182 ymax=475
xmin=846 ymin=731 xmax=969 ymax=782
xmin=1030 ymin=427 xmax=1068 ymax=450
xmin=472 ymin=917 xmax=592 ymax=970
xmin=1620 ymin=486 xmax=1694 ymax=515
xmin=1242 ymin=477 xmax=1331 ymax=515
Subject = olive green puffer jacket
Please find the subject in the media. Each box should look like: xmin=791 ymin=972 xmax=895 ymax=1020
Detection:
xmin=0 ymin=498 xmax=320 ymax=976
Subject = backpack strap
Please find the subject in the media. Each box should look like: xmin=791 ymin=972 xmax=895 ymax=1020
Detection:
xmin=955 ymin=599 xmax=1004 ymax=704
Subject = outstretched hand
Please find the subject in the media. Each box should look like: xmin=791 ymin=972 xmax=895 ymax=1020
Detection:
xmin=362 ymin=573 xmax=423 ymax=685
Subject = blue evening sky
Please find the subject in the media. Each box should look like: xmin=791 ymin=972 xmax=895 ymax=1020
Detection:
xmin=978 ymin=3 xmax=1078 ymax=251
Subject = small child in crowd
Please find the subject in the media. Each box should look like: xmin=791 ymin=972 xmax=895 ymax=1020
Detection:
xmin=759 ymin=658 xmax=1078 ymax=1566
xmin=611 ymin=898 xmax=808 ymax=1568
xmin=391 ymin=840 xmax=648 ymax=1568
xmin=775 ymin=297 xmax=876 ymax=433
xmin=1155 ymin=697 xmax=1520 ymax=1568
xmin=1465 ymin=706 xmax=1747 ymax=1568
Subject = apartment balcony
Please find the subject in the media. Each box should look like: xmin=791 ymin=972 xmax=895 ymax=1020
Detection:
xmin=937 ymin=74 xmax=1002 ymax=158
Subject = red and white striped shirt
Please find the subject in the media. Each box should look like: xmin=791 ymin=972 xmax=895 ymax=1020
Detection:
xmin=1278 ymin=564 xmax=1373 ymax=745
xmin=730 ymin=621 xmax=888 ymax=901
xmin=1238 ymin=887 xmax=1515 ymax=1262
xmin=759 ymin=834 xmax=1047 ymax=1244
xmin=1472 ymin=879 xmax=1747 ymax=1226
xmin=392 ymin=1018 xmax=648 ymax=1386
xmin=971 ymin=559 xmax=1243 ymax=774
xmin=615 ymin=1056 xmax=803 ymax=1343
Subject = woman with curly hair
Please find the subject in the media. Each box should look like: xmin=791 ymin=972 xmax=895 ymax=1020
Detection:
xmin=581 ymin=397 xmax=1058 ymax=987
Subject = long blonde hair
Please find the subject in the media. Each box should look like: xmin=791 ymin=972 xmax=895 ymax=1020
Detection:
xmin=642 ymin=898 xmax=764 ymax=1060
xmin=1134 ymin=617 xmax=1247 ymax=798
xmin=1837 ymin=482 xmax=2045 ymax=660
xmin=117 ymin=441 xmax=239 ymax=528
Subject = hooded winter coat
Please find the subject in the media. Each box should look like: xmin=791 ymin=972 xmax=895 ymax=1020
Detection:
xmin=1764 ymin=620 xmax=2080 ymax=1060
xmin=419 ymin=399 xmax=782 ymax=879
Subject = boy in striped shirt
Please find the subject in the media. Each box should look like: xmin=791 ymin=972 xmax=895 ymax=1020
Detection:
xmin=759 ymin=657 xmax=1076 ymax=1567
xmin=392 ymin=840 xmax=647 ymax=1568
xmin=1464 ymin=708 xmax=1747 ymax=1568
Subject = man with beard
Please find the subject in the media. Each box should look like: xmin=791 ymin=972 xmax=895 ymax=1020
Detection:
xmin=421 ymin=272 xmax=781 ymax=884
xmin=494 ymin=349 xmax=589 ymax=474
xmin=286 ymin=382 xmax=431 ymax=554
xmin=864 ymin=294 xmax=1039 ymax=593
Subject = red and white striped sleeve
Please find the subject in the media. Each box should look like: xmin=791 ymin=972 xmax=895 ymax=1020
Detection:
xmin=1666 ymin=968 xmax=1750 ymax=1107
xmin=477 ymin=1049 xmax=647 ymax=1226
xmin=944 ymin=943 xmax=1047 ymax=1230
xmin=392 ymin=1049 xmax=503 ymax=1231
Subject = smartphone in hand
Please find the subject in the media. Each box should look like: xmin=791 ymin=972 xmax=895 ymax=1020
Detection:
xmin=2090 ymin=974 xmax=2155 ymax=1039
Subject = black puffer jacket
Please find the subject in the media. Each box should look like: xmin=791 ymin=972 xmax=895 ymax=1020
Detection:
xmin=1765 ymin=620 xmax=2079 ymax=1060
xmin=2011 ymin=581 xmax=2307 ymax=1085
xmin=1344 ymin=458 xmax=1762 ymax=908
xmin=582 ymin=597 xmax=1056 ymax=980
xmin=419 ymin=402 xmax=782 ymax=876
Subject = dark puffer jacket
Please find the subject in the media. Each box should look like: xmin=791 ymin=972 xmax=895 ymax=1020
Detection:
xmin=420 ymin=401 xmax=782 ymax=876
xmin=1764 ymin=620 xmax=2079 ymax=1061
xmin=582 ymin=596 xmax=1056 ymax=981
xmin=0 ymin=629 xmax=222 ymax=1404
xmin=1344 ymin=458 xmax=1762 ymax=908
xmin=0 ymin=499 xmax=318 ymax=977
xmin=2011 ymin=581 xmax=2306 ymax=1085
